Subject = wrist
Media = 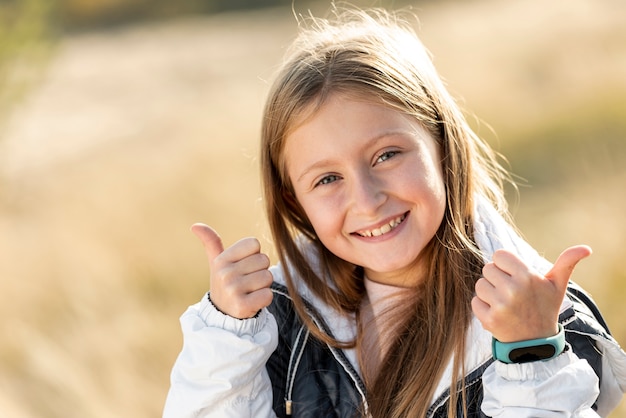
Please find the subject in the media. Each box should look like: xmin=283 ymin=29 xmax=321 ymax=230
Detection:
xmin=203 ymin=292 xmax=268 ymax=336
xmin=207 ymin=293 xmax=261 ymax=319
xmin=492 ymin=323 xmax=566 ymax=364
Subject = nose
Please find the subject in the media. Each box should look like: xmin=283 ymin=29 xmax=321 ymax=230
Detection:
xmin=348 ymin=169 xmax=387 ymax=216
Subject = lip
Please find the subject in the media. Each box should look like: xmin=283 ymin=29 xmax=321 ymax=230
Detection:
xmin=351 ymin=211 xmax=409 ymax=240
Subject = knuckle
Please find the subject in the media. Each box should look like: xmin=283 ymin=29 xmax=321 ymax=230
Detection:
xmin=221 ymin=283 xmax=241 ymax=301
xmin=482 ymin=263 xmax=495 ymax=277
xmin=474 ymin=279 xmax=484 ymax=294
xmin=212 ymin=266 xmax=236 ymax=286
xmin=258 ymin=287 xmax=274 ymax=307
xmin=491 ymin=250 xmax=505 ymax=262
xmin=499 ymin=283 xmax=516 ymax=300
xmin=470 ymin=296 xmax=483 ymax=312
xmin=241 ymin=237 xmax=261 ymax=253
xmin=259 ymin=253 xmax=271 ymax=268
xmin=493 ymin=248 xmax=512 ymax=260
xmin=260 ymin=269 xmax=274 ymax=286
xmin=253 ymin=253 xmax=271 ymax=269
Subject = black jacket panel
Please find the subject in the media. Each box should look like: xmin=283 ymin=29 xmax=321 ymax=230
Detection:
xmin=267 ymin=282 xmax=613 ymax=417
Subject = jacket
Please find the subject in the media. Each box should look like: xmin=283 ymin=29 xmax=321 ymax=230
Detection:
xmin=163 ymin=202 xmax=626 ymax=417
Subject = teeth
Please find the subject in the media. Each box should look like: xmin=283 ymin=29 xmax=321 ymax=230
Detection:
xmin=357 ymin=214 xmax=406 ymax=237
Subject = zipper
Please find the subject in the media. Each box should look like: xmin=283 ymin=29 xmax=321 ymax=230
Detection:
xmin=273 ymin=283 xmax=369 ymax=415
xmin=285 ymin=324 xmax=309 ymax=415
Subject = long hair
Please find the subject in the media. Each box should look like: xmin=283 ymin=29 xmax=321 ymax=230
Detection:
xmin=260 ymin=8 xmax=511 ymax=417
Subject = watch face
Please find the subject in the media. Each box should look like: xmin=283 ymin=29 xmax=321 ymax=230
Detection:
xmin=509 ymin=344 xmax=556 ymax=363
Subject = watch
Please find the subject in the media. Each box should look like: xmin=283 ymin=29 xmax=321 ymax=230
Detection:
xmin=492 ymin=324 xmax=566 ymax=364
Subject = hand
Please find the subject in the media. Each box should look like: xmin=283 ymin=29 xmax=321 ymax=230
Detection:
xmin=472 ymin=245 xmax=592 ymax=342
xmin=191 ymin=223 xmax=274 ymax=319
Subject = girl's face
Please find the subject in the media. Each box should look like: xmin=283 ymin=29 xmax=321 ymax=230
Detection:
xmin=284 ymin=93 xmax=446 ymax=287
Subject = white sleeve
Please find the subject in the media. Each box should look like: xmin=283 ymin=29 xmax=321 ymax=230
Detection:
xmin=162 ymin=294 xmax=279 ymax=418
xmin=481 ymin=349 xmax=600 ymax=417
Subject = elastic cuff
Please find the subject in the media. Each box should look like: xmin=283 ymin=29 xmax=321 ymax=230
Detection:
xmin=198 ymin=292 xmax=269 ymax=337
xmin=494 ymin=346 xmax=576 ymax=381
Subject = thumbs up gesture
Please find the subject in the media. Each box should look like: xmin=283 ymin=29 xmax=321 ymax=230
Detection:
xmin=191 ymin=223 xmax=274 ymax=319
xmin=472 ymin=245 xmax=592 ymax=342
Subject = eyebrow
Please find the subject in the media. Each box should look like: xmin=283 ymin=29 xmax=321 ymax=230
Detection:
xmin=296 ymin=158 xmax=337 ymax=183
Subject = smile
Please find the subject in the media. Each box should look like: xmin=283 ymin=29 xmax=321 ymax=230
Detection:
xmin=354 ymin=213 xmax=407 ymax=237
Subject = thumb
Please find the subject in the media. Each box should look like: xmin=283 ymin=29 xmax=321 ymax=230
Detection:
xmin=545 ymin=245 xmax=592 ymax=290
xmin=190 ymin=223 xmax=225 ymax=262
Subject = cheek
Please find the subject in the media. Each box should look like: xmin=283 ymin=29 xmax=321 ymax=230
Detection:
xmin=398 ymin=164 xmax=445 ymax=208
xmin=427 ymin=180 xmax=447 ymax=228
xmin=430 ymin=178 xmax=447 ymax=213
xmin=400 ymin=163 xmax=446 ymax=228
xmin=298 ymin=195 xmax=344 ymax=239
xmin=421 ymin=159 xmax=446 ymax=211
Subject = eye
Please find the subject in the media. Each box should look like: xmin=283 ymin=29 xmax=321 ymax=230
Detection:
xmin=375 ymin=150 xmax=400 ymax=164
xmin=315 ymin=174 xmax=341 ymax=187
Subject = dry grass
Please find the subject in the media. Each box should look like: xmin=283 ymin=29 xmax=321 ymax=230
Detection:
xmin=0 ymin=1 xmax=624 ymax=416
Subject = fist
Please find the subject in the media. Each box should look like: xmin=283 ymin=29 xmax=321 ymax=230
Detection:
xmin=472 ymin=245 xmax=591 ymax=342
xmin=191 ymin=223 xmax=274 ymax=319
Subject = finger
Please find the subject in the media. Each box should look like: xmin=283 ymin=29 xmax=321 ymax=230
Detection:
xmin=225 ymin=253 xmax=271 ymax=285
xmin=474 ymin=276 xmax=497 ymax=305
xmin=481 ymin=261 xmax=511 ymax=287
xmin=491 ymin=249 xmax=534 ymax=278
xmin=218 ymin=264 xmax=274 ymax=319
xmin=238 ymin=269 xmax=274 ymax=294
xmin=191 ymin=223 xmax=224 ymax=262
xmin=221 ymin=237 xmax=263 ymax=263
xmin=243 ymin=287 xmax=274 ymax=314
xmin=471 ymin=295 xmax=491 ymax=326
xmin=546 ymin=245 xmax=592 ymax=291
xmin=215 ymin=243 xmax=270 ymax=298
xmin=228 ymin=287 xmax=274 ymax=319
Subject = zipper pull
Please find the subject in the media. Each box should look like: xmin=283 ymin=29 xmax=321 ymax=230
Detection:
xmin=285 ymin=399 xmax=292 ymax=415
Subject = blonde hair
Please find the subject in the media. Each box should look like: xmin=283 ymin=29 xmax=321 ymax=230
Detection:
xmin=260 ymin=8 xmax=511 ymax=417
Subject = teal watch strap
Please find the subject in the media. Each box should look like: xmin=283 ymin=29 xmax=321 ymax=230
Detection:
xmin=492 ymin=324 xmax=566 ymax=364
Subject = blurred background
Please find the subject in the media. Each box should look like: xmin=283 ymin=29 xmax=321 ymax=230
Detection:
xmin=0 ymin=0 xmax=624 ymax=416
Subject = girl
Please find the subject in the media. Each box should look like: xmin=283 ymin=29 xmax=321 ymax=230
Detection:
xmin=163 ymin=8 xmax=626 ymax=417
